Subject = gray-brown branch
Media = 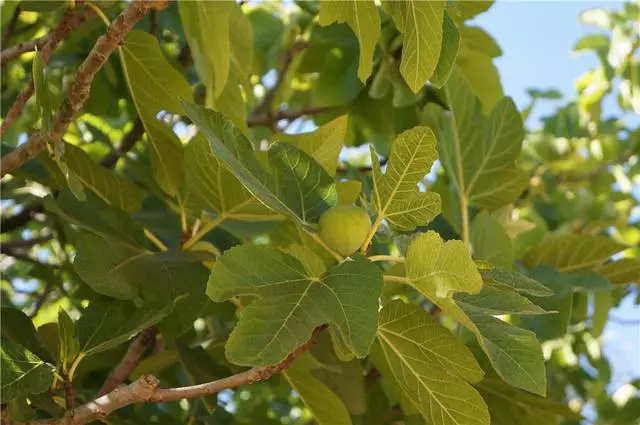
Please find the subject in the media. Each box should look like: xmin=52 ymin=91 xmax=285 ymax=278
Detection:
xmin=21 ymin=325 xmax=327 ymax=425
xmin=0 ymin=0 xmax=155 ymax=177
xmin=98 ymin=325 xmax=158 ymax=396
xmin=0 ymin=8 xmax=92 ymax=139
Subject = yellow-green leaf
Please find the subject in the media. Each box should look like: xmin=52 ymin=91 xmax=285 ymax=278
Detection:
xmin=384 ymin=0 xmax=446 ymax=93
xmin=62 ymin=143 xmax=142 ymax=212
xmin=276 ymin=115 xmax=348 ymax=176
xmin=179 ymin=0 xmax=234 ymax=97
xmin=183 ymin=134 xmax=277 ymax=220
xmin=336 ymin=180 xmax=362 ymax=205
xmin=371 ymin=127 xmax=441 ymax=231
xmin=431 ymin=12 xmax=460 ymax=88
xmin=597 ymin=258 xmax=640 ymax=284
xmin=1 ymin=340 xmax=55 ymax=402
xmin=319 ymin=0 xmax=380 ymax=82
xmin=120 ymin=30 xmax=192 ymax=196
xmin=373 ymin=301 xmax=489 ymax=425
xmin=208 ymin=246 xmax=382 ymax=366
xmin=284 ymin=353 xmax=352 ymax=425
xmin=523 ymin=234 xmax=626 ymax=273
xmin=405 ymin=230 xmax=482 ymax=298
xmin=428 ymin=68 xmax=527 ymax=209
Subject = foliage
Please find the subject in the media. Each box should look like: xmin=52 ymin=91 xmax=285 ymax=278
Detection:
xmin=0 ymin=1 xmax=638 ymax=424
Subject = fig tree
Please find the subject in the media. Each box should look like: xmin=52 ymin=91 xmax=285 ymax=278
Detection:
xmin=318 ymin=205 xmax=372 ymax=255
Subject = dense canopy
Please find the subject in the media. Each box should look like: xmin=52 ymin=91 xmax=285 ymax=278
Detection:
xmin=1 ymin=1 xmax=639 ymax=425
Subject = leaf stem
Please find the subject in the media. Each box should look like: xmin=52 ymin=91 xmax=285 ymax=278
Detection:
xmin=85 ymin=1 xmax=111 ymax=28
xmin=182 ymin=215 xmax=226 ymax=251
xmin=369 ymin=255 xmax=405 ymax=263
xmin=383 ymin=275 xmax=407 ymax=284
xmin=67 ymin=352 xmax=85 ymax=382
xmin=308 ymin=231 xmax=344 ymax=262
xmin=460 ymin=196 xmax=470 ymax=247
xmin=143 ymin=229 xmax=168 ymax=252
xmin=360 ymin=216 xmax=383 ymax=254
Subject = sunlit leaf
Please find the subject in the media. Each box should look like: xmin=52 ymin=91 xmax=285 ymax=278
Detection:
xmin=371 ymin=127 xmax=441 ymax=231
xmin=319 ymin=0 xmax=380 ymax=82
xmin=405 ymin=230 xmax=482 ymax=298
xmin=1 ymin=340 xmax=55 ymax=401
xmin=120 ymin=30 xmax=192 ymax=196
xmin=63 ymin=143 xmax=142 ymax=212
xmin=384 ymin=0 xmax=446 ymax=93
xmin=431 ymin=12 xmax=460 ymax=88
xmin=523 ymin=234 xmax=626 ymax=273
xmin=372 ymin=301 xmax=489 ymax=425
xmin=276 ymin=115 xmax=348 ymax=176
xmin=428 ymin=68 xmax=527 ymax=209
xmin=208 ymin=245 xmax=382 ymax=366
xmin=183 ymin=102 xmax=337 ymax=228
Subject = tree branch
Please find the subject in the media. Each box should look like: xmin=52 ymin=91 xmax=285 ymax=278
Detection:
xmin=1 ymin=118 xmax=145 ymax=233
xmin=30 ymin=281 xmax=54 ymax=319
xmin=1 ymin=8 xmax=92 ymax=139
xmin=22 ymin=325 xmax=327 ymax=425
xmin=249 ymin=41 xmax=309 ymax=129
xmin=246 ymin=106 xmax=336 ymax=128
xmin=62 ymin=373 xmax=76 ymax=410
xmin=0 ymin=235 xmax=53 ymax=252
xmin=99 ymin=119 xmax=145 ymax=168
xmin=98 ymin=326 xmax=158 ymax=396
xmin=1 ymin=202 xmax=45 ymax=233
xmin=1 ymin=5 xmax=21 ymax=53
xmin=1 ymin=35 xmax=47 ymax=66
xmin=0 ymin=1 xmax=154 ymax=177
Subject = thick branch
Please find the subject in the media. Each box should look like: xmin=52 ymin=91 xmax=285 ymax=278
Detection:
xmin=22 ymin=325 xmax=327 ymax=425
xmin=1 ymin=1 xmax=154 ymax=177
xmin=1 ymin=9 xmax=92 ymax=139
xmin=98 ymin=326 xmax=158 ymax=396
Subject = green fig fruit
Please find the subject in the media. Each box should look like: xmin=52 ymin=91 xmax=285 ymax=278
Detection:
xmin=318 ymin=205 xmax=372 ymax=256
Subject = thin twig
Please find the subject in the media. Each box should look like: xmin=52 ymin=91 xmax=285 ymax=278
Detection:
xmin=1 ymin=1 xmax=154 ymax=177
xmin=0 ymin=235 xmax=53 ymax=252
xmin=246 ymin=105 xmax=336 ymax=128
xmin=1 ymin=8 xmax=92 ymax=139
xmin=98 ymin=326 xmax=158 ymax=396
xmin=368 ymin=255 xmax=405 ymax=263
xmin=21 ymin=325 xmax=328 ymax=425
xmin=99 ymin=119 xmax=145 ymax=167
xmin=1 ymin=202 xmax=45 ymax=233
xmin=30 ymin=281 xmax=53 ymax=318
xmin=249 ymin=41 xmax=309 ymax=129
xmin=1 ymin=35 xmax=47 ymax=66
xmin=1 ymin=5 xmax=21 ymax=53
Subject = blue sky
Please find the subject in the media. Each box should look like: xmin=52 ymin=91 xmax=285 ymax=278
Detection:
xmin=472 ymin=0 xmax=638 ymax=126
xmin=473 ymin=1 xmax=639 ymax=393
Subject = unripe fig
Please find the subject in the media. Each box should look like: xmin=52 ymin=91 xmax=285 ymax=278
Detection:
xmin=318 ymin=205 xmax=372 ymax=256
